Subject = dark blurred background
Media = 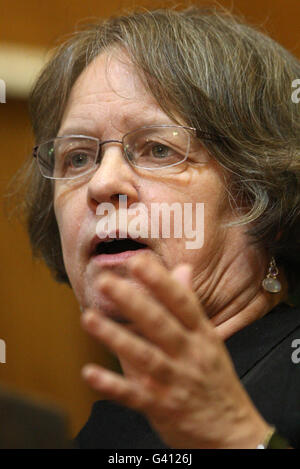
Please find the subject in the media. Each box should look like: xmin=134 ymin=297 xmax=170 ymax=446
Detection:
xmin=0 ymin=0 xmax=299 ymax=437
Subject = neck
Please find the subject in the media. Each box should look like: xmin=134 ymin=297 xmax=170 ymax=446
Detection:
xmin=198 ymin=255 xmax=289 ymax=340
xmin=211 ymin=280 xmax=288 ymax=341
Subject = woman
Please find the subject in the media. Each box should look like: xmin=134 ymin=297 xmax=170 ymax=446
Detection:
xmin=25 ymin=7 xmax=300 ymax=448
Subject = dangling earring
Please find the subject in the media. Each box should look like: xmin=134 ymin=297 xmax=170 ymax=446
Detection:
xmin=262 ymin=257 xmax=282 ymax=293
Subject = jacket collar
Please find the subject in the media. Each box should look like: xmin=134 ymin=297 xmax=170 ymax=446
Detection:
xmin=225 ymin=302 xmax=300 ymax=378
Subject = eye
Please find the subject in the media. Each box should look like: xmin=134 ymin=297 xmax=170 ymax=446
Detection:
xmin=151 ymin=144 xmax=170 ymax=159
xmin=68 ymin=152 xmax=90 ymax=168
xmin=57 ymin=150 xmax=95 ymax=178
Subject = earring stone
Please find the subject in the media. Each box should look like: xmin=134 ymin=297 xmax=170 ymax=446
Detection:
xmin=262 ymin=257 xmax=282 ymax=293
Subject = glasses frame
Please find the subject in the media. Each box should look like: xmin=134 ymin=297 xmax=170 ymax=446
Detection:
xmin=32 ymin=125 xmax=218 ymax=180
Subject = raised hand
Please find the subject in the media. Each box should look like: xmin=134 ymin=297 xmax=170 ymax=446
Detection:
xmin=81 ymin=254 xmax=270 ymax=449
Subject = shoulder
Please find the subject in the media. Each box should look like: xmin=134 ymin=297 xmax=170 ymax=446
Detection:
xmin=226 ymin=302 xmax=300 ymax=448
xmin=226 ymin=302 xmax=300 ymax=376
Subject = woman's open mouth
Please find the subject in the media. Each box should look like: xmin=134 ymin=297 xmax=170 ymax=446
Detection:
xmin=91 ymin=237 xmax=149 ymax=266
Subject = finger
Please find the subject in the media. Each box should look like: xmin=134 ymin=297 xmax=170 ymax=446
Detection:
xmin=171 ymin=264 xmax=193 ymax=289
xmin=127 ymin=254 xmax=205 ymax=330
xmin=81 ymin=311 xmax=175 ymax=383
xmin=97 ymin=274 xmax=187 ymax=357
xmin=81 ymin=364 xmax=153 ymax=412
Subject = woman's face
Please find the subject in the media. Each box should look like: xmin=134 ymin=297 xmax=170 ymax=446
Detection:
xmin=54 ymin=50 xmax=250 ymax=319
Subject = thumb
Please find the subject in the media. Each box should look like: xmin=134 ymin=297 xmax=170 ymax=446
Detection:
xmin=171 ymin=264 xmax=193 ymax=289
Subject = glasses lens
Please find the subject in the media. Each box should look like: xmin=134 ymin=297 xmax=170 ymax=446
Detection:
xmin=123 ymin=126 xmax=191 ymax=169
xmin=37 ymin=136 xmax=99 ymax=179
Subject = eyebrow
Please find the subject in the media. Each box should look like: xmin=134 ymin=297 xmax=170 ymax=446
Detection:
xmin=58 ymin=114 xmax=177 ymax=138
xmin=57 ymin=127 xmax=97 ymax=137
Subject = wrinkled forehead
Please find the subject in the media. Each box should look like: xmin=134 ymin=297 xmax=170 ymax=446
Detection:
xmin=75 ymin=49 xmax=149 ymax=97
xmin=59 ymin=49 xmax=161 ymax=133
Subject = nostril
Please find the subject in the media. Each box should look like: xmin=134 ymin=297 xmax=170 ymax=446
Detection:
xmin=111 ymin=193 xmax=125 ymax=202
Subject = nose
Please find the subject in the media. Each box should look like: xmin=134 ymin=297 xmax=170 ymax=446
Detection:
xmin=87 ymin=143 xmax=139 ymax=212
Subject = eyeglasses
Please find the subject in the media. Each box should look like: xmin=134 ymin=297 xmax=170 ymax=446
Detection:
xmin=32 ymin=125 xmax=216 ymax=180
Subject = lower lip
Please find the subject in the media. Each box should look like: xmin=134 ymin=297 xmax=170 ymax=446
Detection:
xmin=91 ymin=248 xmax=150 ymax=266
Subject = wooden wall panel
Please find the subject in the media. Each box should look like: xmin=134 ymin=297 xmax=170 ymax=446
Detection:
xmin=0 ymin=0 xmax=300 ymax=56
xmin=0 ymin=0 xmax=299 ymax=437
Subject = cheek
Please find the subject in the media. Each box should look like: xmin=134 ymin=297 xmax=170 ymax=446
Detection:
xmin=54 ymin=189 xmax=86 ymax=265
xmin=54 ymin=193 xmax=89 ymax=306
xmin=140 ymin=166 xmax=229 ymax=238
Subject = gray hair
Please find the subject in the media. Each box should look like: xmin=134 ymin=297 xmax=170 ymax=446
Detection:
xmin=20 ymin=6 xmax=300 ymax=295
